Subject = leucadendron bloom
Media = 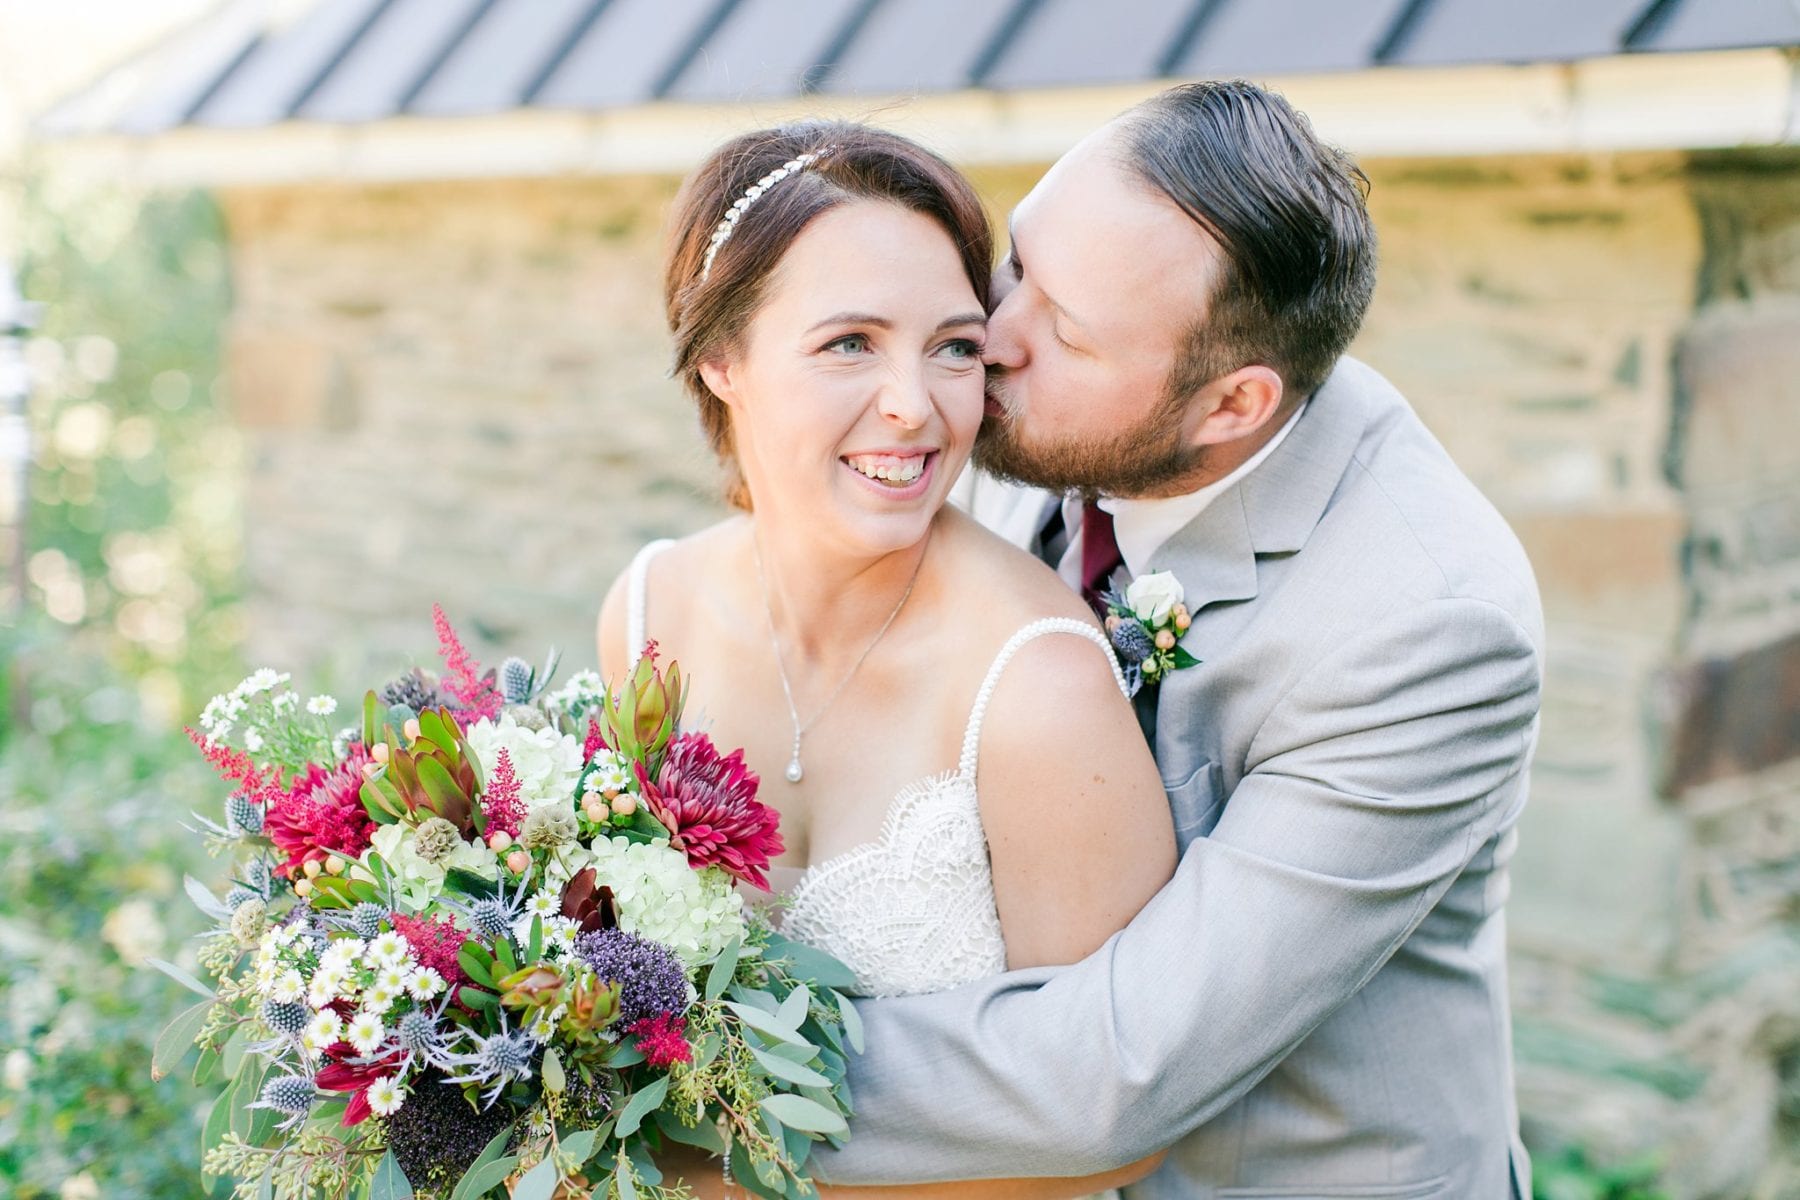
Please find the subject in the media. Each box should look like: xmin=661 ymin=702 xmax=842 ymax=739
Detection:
xmin=463 ymin=714 xmax=584 ymax=812
xmin=1126 ymin=571 xmax=1185 ymax=624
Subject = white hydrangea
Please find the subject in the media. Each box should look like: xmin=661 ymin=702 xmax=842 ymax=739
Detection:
xmin=360 ymin=823 xmax=497 ymax=909
xmin=464 ymin=714 xmax=585 ymax=812
xmin=579 ymin=836 xmax=747 ymax=966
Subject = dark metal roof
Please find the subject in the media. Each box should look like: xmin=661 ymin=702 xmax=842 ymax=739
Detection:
xmin=40 ymin=0 xmax=1800 ymax=137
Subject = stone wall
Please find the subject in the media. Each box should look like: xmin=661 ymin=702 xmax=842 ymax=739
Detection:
xmin=214 ymin=149 xmax=1800 ymax=1196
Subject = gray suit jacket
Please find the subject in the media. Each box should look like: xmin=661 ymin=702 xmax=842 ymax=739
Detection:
xmin=815 ymin=357 xmax=1543 ymax=1199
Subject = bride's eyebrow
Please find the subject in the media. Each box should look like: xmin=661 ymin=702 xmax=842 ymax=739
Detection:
xmin=803 ymin=312 xmax=987 ymax=334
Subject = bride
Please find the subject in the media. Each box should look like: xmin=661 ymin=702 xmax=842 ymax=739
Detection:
xmin=597 ymin=121 xmax=1176 ymax=1198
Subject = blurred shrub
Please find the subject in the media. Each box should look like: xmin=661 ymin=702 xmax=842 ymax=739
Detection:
xmin=1533 ymin=1144 xmax=1670 ymax=1200
xmin=1 ymin=178 xmax=240 ymax=1196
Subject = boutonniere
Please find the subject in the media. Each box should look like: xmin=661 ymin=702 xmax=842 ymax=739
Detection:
xmin=1102 ymin=571 xmax=1200 ymax=693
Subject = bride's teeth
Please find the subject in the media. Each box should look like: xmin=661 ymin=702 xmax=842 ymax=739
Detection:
xmin=848 ymin=456 xmax=925 ymax=484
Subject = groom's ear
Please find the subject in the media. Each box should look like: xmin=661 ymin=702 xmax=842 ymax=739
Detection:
xmin=1191 ymin=365 xmax=1284 ymax=447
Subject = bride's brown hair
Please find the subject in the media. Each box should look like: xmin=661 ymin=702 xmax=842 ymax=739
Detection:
xmin=664 ymin=120 xmax=994 ymax=509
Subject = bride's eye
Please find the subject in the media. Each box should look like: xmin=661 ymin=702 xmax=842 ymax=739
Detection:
xmin=937 ymin=338 xmax=983 ymax=361
xmin=823 ymin=333 xmax=870 ymax=355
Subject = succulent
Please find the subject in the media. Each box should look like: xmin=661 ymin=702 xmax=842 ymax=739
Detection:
xmin=356 ymin=698 xmax=484 ymax=837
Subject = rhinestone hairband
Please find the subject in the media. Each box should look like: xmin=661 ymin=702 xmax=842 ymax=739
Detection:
xmin=699 ymin=147 xmax=835 ymax=283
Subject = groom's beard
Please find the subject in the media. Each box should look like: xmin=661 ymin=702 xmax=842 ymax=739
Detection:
xmin=974 ymin=372 xmax=1204 ymax=497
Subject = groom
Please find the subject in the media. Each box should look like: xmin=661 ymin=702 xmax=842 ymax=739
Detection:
xmin=815 ymin=82 xmax=1543 ymax=1199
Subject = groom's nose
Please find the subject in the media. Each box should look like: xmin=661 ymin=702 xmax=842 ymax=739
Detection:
xmin=983 ymin=287 xmax=1027 ymax=371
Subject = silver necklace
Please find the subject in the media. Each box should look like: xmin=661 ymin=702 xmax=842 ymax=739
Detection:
xmin=752 ymin=537 xmax=924 ymax=783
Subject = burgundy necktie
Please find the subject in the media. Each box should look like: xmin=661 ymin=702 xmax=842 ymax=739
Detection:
xmin=1080 ymin=500 xmax=1124 ymax=618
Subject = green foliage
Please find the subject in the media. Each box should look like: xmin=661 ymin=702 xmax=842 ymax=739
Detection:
xmin=2 ymin=176 xmax=238 ymax=1196
xmin=1532 ymin=1144 xmax=1670 ymax=1200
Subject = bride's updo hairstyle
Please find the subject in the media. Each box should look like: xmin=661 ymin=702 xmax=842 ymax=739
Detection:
xmin=665 ymin=120 xmax=993 ymax=509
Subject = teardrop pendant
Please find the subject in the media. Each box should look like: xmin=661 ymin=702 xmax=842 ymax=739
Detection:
xmin=785 ymin=756 xmax=804 ymax=783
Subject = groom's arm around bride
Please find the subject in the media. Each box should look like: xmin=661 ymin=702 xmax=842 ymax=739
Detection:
xmin=816 ymin=82 xmax=1544 ymax=1200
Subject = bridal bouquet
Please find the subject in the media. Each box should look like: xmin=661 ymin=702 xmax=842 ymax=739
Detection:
xmin=157 ymin=607 xmax=860 ymax=1200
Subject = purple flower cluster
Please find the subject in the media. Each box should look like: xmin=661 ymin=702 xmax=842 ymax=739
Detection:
xmin=573 ymin=928 xmax=690 ymax=1026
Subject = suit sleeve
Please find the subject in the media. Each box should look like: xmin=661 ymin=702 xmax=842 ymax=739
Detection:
xmin=815 ymin=596 xmax=1542 ymax=1183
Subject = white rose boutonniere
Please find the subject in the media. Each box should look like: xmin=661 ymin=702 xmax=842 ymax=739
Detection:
xmin=1103 ymin=570 xmax=1200 ymax=693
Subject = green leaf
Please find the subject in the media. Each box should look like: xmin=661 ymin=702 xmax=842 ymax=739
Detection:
xmin=201 ymin=1082 xmax=234 ymax=1159
xmin=758 ymin=1094 xmax=848 ymax=1135
xmin=765 ymin=934 xmax=859 ymax=992
xmin=146 ymin=956 xmax=215 ymax=998
xmin=458 ymin=985 xmax=498 ymax=1011
xmin=652 ymin=1108 xmax=727 ymax=1154
xmin=448 ymin=1127 xmax=516 ymax=1200
xmin=493 ymin=936 xmax=517 ymax=977
xmin=614 ymin=1161 xmax=639 ymax=1200
xmin=360 ymin=780 xmax=401 ymax=825
xmin=510 ymin=1157 xmax=558 ymax=1200
xmin=776 ymin=984 xmax=811 ymax=1030
xmin=363 ymin=690 xmax=380 ymax=749
xmin=559 ymin=1125 xmax=605 ymax=1165
xmin=705 ymin=936 xmax=742 ymax=1002
xmin=152 ymin=999 xmax=212 ymax=1081
xmin=417 ymin=708 xmax=453 ymax=754
xmin=526 ymin=915 xmax=543 ymax=964
xmin=451 ymin=1155 xmax=519 ymax=1200
xmin=831 ymin=990 xmax=864 ymax=1054
xmin=613 ymin=1075 xmax=670 ymax=1138
xmin=254 ymin=1168 xmax=274 ymax=1200
xmin=1171 ymin=645 xmax=1202 ymax=669
xmin=727 ymin=983 xmax=780 ymax=1014
xmin=607 ymin=1042 xmax=645 ymax=1069
xmin=749 ymin=1044 xmax=830 ymax=1088
xmin=541 ymin=1047 xmax=564 ymax=1095
xmin=457 ymin=942 xmax=495 ymax=988
xmin=415 ymin=754 xmax=469 ymax=823
xmin=369 ymin=1151 xmax=414 ymax=1200
xmin=725 ymin=1001 xmax=805 ymax=1045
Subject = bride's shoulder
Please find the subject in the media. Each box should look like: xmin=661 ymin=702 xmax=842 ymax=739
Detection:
xmin=933 ymin=508 xmax=1095 ymax=630
xmin=596 ymin=519 xmax=745 ymax=673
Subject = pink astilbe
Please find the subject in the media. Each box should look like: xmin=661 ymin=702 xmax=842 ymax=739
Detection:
xmin=627 ymin=1014 xmax=692 ymax=1068
xmin=264 ymin=746 xmax=376 ymax=879
xmin=582 ymin=717 xmax=609 ymax=763
xmin=391 ymin=912 xmax=468 ymax=990
xmin=480 ymin=747 xmax=527 ymax=840
xmin=636 ymin=732 xmax=784 ymax=890
xmin=186 ymin=726 xmax=265 ymax=789
xmin=431 ymin=603 xmax=502 ymax=721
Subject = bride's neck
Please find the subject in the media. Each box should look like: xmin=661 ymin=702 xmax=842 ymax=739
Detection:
xmin=748 ymin=515 xmax=932 ymax=669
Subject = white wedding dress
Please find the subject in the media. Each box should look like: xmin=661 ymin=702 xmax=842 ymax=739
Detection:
xmin=628 ymin=540 xmax=1126 ymax=1195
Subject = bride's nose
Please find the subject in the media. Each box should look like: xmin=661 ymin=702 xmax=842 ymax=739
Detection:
xmin=875 ymin=365 xmax=931 ymax=429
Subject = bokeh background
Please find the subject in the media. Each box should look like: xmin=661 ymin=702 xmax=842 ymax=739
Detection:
xmin=4 ymin=2 xmax=1799 ymax=1197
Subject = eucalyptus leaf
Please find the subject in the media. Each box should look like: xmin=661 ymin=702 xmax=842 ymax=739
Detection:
xmin=255 ymin=1168 xmax=274 ymax=1200
xmin=147 ymin=956 xmax=217 ymax=998
xmin=653 ymin=1108 xmax=728 ymax=1154
xmin=759 ymin=1094 xmax=848 ymax=1135
xmin=541 ymin=1047 xmax=565 ymax=1095
xmin=705 ymin=936 xmax=742 ymax=1002
xmin=451 ymin=1155 xmax=519 ymax=1200
xmin=608 ymin=1042 xmax=645 ymax=1069
xmin=184 ymin=875 xmax=232 ymax=921
xmin=369 ymin=1151 xmax=414 ymax=1200
xmin=724 ymin=1002 xmax=805 ymax=1046
xmin=831 ymin=990 xmax=864 ymax=1054
xmin=776 ymin=983 xmax=811 ymax=1030
xmin=765 ymin=934 xmax=859 ymax=992
xmin=151 ymin=999 xmax=212 ymax=1081
xmin=448 ymin=1127 xmax=516 ymax=1200
xmin=559 ymin=1127 xmax=599 ymax=1164
xmin=750 ymin=1044 xmax=830 ymax=1088
xmin=613 ymin=1075 xmax=669 ymax=1137
xmin=614 ymin=1162 xmax=639 ymax=1200
xmin=510 ymin=1157 xmax=558 ymax=1200
xmin=728 ymin=983 xmax=780 ymax=1014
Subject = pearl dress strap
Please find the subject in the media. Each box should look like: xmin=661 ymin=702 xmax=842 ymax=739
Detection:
xmin=625 ymin=539 xmax=675 ymax=670
xmin=956 ymin=618 xmax=1128 ymax=783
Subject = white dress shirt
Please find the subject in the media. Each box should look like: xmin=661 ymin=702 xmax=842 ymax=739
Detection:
xmin=1055 ymin=404 xmax=1308 ymax=589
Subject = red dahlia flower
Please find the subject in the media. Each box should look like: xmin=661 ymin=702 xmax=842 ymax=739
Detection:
xmin=264 ymin=746 xmax=377 ymax=879
xmin=636 ymin=732 xmax=783 ymax=890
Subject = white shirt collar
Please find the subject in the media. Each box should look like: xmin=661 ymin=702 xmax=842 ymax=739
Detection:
xmin=1060 ymin=403 xmax=1307 ymax=583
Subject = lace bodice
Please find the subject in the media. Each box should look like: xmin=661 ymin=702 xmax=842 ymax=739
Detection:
xmin=625 ymin=540 xmax=1127 ymax=998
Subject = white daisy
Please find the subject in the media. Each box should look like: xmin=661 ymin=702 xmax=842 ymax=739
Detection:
xmin=366 ymin=932 xmax=409 ymax=966
xmin=270 ymin=970 xmax=306 ymax=1004
xmin=374 ymin=964 xmax=410 ymax=993
xmin=306 ymin=1009 xmax=344 ymax=1046
xmin=346 ymin=1012 xmax=385 ymax=1055
xmin=320 ymin=938 xmax=364 ymax=971
xmin=405 ymin=966 xmax=445 ymax=1001
xmin=362 ymin=987 xmax=397 ymax=1016
xmin=242 ymin=727 xmax=264 ymax=752
xmin=366 ymin=1075 xmax=406 ymax=1117
xmin=524 ymin=891 xmax=560 ymax=919
xmin=307 ymin=969 xmax=345 ymax=1009
xmin=306 ymin=695 xmax=338 ymax=716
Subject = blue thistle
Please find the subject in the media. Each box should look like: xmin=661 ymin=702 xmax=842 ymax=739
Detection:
xmin=499 ymin=657 xmax=534 ymax=704
xmin=574 ymin=928 xmax=691 ymax=1026
xmin=226 ymin=791 xmax=263 ymax=836
xmin=258 ymin=1074 xmax=316 ymax=1117
xmin=347 ymin=902 xmax=387 ymax=940
xmin=467 ymin=898 xmax=511 ymax=941
xmin=225 ymin=886 xmax=259 ymax=912
xmin=1110 ymin=621 xmax=1154 ymax=666
xmin=262 ymin=1000 xmax=309 ymax=1037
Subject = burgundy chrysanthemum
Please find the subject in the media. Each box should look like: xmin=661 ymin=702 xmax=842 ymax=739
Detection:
xmin=264 ymin=747 xmax=376 ymax=880
xmin=636 ymin=732 xmax=783 ymax=890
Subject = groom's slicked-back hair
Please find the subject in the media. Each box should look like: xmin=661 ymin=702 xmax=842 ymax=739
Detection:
xmin=1121 ymin=81 xmax=1377 ymax=405
xmin=664 ymin=119 xmax=992 ymax=509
